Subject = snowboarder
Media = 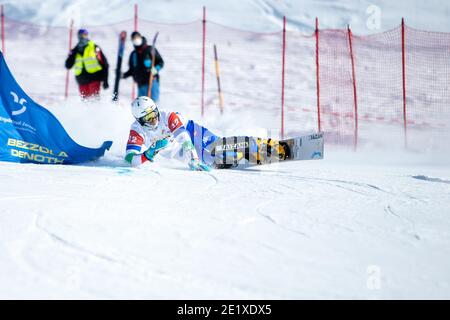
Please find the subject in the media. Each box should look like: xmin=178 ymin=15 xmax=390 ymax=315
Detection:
xmin=125 ymin=96 xmax=217 ymax=171
xmin=124 ymin=96 xmax=322 ymax=170
xmin=65 ymin=29 xmax=109 ymax=99
xmin=122 ymin=31 xmax=164 ymax=102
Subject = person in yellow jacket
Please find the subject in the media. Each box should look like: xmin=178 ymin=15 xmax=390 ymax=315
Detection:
xmin=65 ymin=29 xmax=109 ymax=99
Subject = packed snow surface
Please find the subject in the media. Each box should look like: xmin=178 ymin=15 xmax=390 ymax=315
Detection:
xmin=0 ymin=0 xmax=450 ymax=299
xmin=1 ymin=148 xmax=449 ymax=299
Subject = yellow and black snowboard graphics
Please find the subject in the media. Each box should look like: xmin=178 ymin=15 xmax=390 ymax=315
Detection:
xmin=211 ymin=132 xmax=324 ymax=169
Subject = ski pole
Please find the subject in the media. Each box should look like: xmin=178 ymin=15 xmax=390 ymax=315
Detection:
xmin=147 ymin=32 xmax=159 ymax=98
xmin=214 ymin=44 xmax=224 ymax=114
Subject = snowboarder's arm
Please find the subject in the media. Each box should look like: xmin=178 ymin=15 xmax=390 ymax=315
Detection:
xmin=166 ymin=113 xmax=211 ymax=171
xmin=124 ymin=130 xmax=169 ymax=167
xmin=125 ymin=150 xmax=148 ymax=167
xmin=125 ymin=130 xmax=148 ymax=167
xmin=167 ymin=112 xmax=199 ymax=162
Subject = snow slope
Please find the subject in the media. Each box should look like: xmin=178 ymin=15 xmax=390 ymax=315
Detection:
xmin=2 ymin=0 xmax=450 ymax=33
xmin=1 ymin=152 xmax=449 ymax=299
xmin=0 ymin=0 xmax=450 ymax=299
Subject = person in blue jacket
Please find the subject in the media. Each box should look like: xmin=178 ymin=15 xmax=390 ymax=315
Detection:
xmin=123 ymin=31 xmax=164 ymax=102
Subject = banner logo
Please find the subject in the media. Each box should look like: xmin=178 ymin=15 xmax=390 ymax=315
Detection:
xmin=215 ymin=141 xmax=249 ymax=152
xmin=7 ymin=138 xmax=68 ymax=164
xmin=10 ymin=91 xmax=27 ymax=116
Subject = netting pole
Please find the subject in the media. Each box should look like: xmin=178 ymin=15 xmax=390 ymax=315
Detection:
xmin=213 ymin=44 xmax=224 ymax=114
xmin=64 ymin=19 xmax=74 ymax=99
xmin=281 ymin=16 xmax=286 ymax=140
xmin=201 ymin=6 xmax=206 ymax=117
xmin=1 ymin=5 xmax=5 ymax=55
xmin=401 ymin=18 xmax=408 ymax=148
xmin=134 ymin=3 xmax=138 ymax=31
xmin=348 ymin=25 xmax=358 ymax=150
xmin=131 ymin=4 xmax=138 ymax=101
xmin=315 ymin=17 xmax=321 ymax=132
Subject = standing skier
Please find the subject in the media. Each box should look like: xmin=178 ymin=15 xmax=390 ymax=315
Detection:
xmin=125 ymin=96 xmax=217 ymax=170
xmin=122 ymin=31 xmax=164 ymax=102
xmin=65 ymin=29 xmax=109 ymax=99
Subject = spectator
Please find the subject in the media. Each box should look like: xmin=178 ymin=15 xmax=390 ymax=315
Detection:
xmin=123 ymin=31 xmax=164 ymax=102
xmin=65 ymin=29 xmax=109 ymax=99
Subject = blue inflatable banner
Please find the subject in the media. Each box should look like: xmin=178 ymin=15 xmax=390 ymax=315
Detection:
xmin=0 ymin=52 xmax=112 ymax=164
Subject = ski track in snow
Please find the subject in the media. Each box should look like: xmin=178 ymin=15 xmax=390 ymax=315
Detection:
xmin=412 ymin=175 xmax=450 ymax=184
xmin=34 ymin=211 xmax=120 ymax=264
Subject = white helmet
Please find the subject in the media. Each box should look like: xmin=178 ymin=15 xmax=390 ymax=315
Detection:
xmin=131 ymin=96 xmax=160 ymax=130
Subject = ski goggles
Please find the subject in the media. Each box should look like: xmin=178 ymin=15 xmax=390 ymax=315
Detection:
xmin=138 ymin=108 xmax=159 ymax=126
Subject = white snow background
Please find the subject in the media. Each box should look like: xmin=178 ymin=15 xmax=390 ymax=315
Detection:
xmin=0 ymin=0 xmax=449 ymax=299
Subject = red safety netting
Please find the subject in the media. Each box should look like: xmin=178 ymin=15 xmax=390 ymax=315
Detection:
xmin=352 ymin=27 xmax=406 ymax=147
xmin=204 ymin=21 xmax=282 ymax=135
xmin=135 ymin=19 xmax=205 ymax=109
xmin=405 ymin=26 xmax=450 ymax=129
xmin=2 ymin=18 xmax=76 ymax=99
xmin=1 ymin=8 xmax=450 ymax=148
xmin=284 ymin=31 xmax=318 ymax=138
xmin=318 ymin=29 xmax=356 ymax=145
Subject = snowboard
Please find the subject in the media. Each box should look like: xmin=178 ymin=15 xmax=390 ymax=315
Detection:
xmin=212 ymin=132 xmax=324 ymax=169
xmin=112 ymin=31 xmax=127 ymax=102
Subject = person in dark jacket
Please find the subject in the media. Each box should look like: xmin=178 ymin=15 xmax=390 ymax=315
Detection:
xmin=123 ymin=31 xmax=164 ymax=102
xmin=65 ymin=29 xmax=109 ymax=99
